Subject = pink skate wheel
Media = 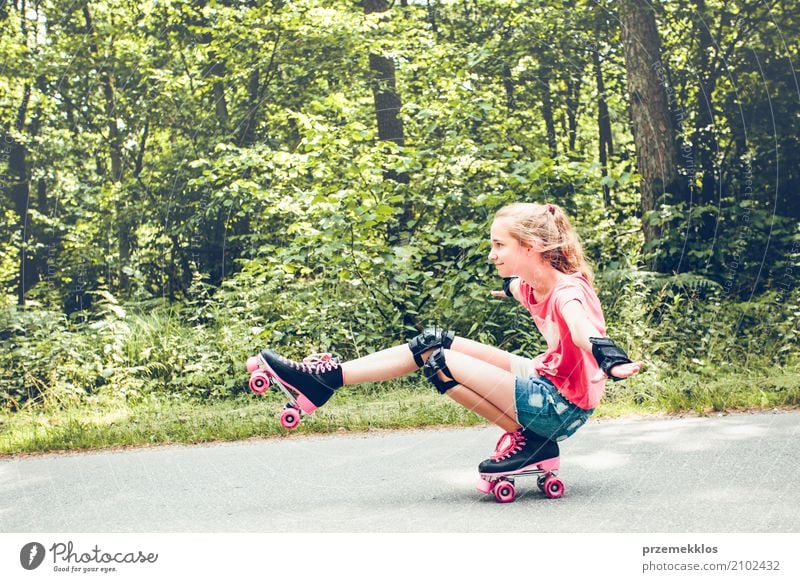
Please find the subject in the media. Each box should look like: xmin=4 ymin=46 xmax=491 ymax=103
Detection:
xmin=248 ymin=371 xmax=270 ymax=394
xmin=280 ymin=407 xmax=301 ymax=430
xmin=543 ymin=476 xmax=565 ymax=499
xmin=246 ymin=356 xmax=262 ymax=373
xmin=493 ymin=480 xmax=516 ymax=503
xmin=476 ymin=479 xmax=494 ymax=495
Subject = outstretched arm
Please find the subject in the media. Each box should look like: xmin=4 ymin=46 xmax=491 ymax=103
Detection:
xmin=490 ymin=276 xmax=522 ymax=303
xmin=561 ymin=300 xmax=643 ymax=380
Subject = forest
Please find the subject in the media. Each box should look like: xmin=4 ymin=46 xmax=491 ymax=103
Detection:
xmin=1 ymin=0 xmax=798 ymax=427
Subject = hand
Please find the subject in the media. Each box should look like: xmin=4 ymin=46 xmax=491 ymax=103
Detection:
xmin=591 ymin=361 xmax=644 ymax=382
xmin=610 ymin=361 xmax=643 ymax=378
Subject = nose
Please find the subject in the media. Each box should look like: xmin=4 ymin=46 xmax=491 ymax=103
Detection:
xmin=488 ymin=249 xmax=497 ymax=262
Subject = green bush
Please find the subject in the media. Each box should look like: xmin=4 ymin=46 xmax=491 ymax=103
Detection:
xmin=3 ymin=263 xmax=797 ymax=412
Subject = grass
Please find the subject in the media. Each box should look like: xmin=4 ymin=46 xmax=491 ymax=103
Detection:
xmin=606 ymin=366 xmax=800 ymax=414
xmin=1 ymin=366 xmax=798 ymax=456
xmin=0 ymin=384 xmax=485 ymax=455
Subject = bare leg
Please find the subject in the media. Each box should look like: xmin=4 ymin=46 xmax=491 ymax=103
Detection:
xmin=449 ymin=336 xmax=515 ymax=372
xmin=433 ymin=349 xmax=519 ymax=427
xmin=341 ymin=336 xmax=517 ymax=385
xmin=447 ymin=385 xmax=521 ymax=432
xmin=340 ymin=345 xmax=418 ymax=385
xmin=340 ymin=338 xmax=521 ymax=431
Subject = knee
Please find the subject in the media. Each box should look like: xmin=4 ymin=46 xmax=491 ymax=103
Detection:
xmin=423 ymin=347 xmax=459 ymax=395
xmin=407 ymin=327 xmax=455 ymax=368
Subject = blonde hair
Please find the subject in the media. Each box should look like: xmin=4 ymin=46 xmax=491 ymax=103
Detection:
xmin=494 ymin=202 xmax=594 ymax=285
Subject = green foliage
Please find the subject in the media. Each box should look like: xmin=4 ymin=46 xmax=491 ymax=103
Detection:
xmin=598 ymin=270 xmax=800 ymax=408
xmin=2 ymin=262 xmax=797 ymax=411
xmin=1 ymin=0 xmax=798 ymax=415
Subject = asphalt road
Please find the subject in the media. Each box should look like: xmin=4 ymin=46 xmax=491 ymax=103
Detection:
xmin=1 ymin=410 xmax=798 ymax=533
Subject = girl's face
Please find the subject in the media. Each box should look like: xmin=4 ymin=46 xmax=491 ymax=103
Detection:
xmin=488 ymin=218 xmax=534 ymax=278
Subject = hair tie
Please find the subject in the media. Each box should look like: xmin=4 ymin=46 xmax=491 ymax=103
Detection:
xmin=546 ymin=203 xmax=555 ymax=215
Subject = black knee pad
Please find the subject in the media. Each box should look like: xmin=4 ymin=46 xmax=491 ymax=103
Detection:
xmin=423 ymin=347 xmax=459 ymax=394
xmin=408 ymin=327 xmax=455 ymax=368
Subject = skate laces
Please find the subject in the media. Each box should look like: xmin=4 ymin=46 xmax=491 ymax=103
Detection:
xmin=490 ymin=430 xmax=527 ymax=461
xmin=281 ymin=353 xmax=340 ymax=374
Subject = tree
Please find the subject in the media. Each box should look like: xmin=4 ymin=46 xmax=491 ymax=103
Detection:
xmin=1 ymin=0 xmax=49 ymax=306
xmin=619 ymin=0 xmax=688 ymax=266
xmin=363 ymin=0 xmax=409 ymax=184
xmin=588 ymin=10 xmax=615 ymax=207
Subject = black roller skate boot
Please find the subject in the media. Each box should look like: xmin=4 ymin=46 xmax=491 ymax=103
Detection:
xmin=247 ymin=350 xmax=343 ymax=413
xmin=478 ymin=428 xmax=560 ymax=475
xmin=477 ymin=429 xmax=564 ymax=502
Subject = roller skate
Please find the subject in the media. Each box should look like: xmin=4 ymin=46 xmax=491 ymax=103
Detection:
xmin=476 ymin=429 xmax=564 ymax=503
xmin=246 ymin=349 xmax=343 ymax=430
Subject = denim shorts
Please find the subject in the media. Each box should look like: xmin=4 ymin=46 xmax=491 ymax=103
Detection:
xmin=514 ymin=374 xmax=593 ymax=441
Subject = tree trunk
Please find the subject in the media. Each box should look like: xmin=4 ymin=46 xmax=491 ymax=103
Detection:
xmin=238 ymin=69 xmax=260 ymax=146
xmin=13 ymin=92 xmax=32 ymax=307
xmin=502 ymin=63 xmax=516 ymax=111
xmin=539 ymin=63 xmax=557 ymax=156
xmin=197 ymin=0 xmax=229 ymax=131
xmin=211 ymin=63 xmax=230 ymax=129
xmin=565 ymin=76 xmax=579 ymax=152
xmin=619 ymin=0 xmax=685 ymax=258
xmin=363 ymin=0 xmax=415 ymax=333
xmin=593 ymin=44 xmax=613 ymax=207
xmin=8 ymin=130 xmax=33 ymax=307
xmin=426 ymin=0 xmax=439 ymax=36
xmin=367 ymin=55 xmax=406 ymax=149
xmin=692 ymin=0 xmax=724 ymax=243
xmin=83 ymin=4 xmax=130 ymax=292
xmin=364 ymin=0 xmax=408 ymax=187
xmin=134 ymin=120 xmax=149 ymax=178
xmin=9 ymin=0 xmax=34 ymax=306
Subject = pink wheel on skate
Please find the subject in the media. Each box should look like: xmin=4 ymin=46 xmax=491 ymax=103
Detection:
xmin=493 ymin=480 xmax=516 ymax=503
xmin=476 ymin=479 xmax=494 ymax=495
xmin=249 ymin=371 xmax=271 ymax=394
xmin=543 ymin=476 xmax=565 ymax=499
xmin=280 ymin=407 xmax=301 ymax=430
xmin=246 ymin=356 xmax=262 ymax=373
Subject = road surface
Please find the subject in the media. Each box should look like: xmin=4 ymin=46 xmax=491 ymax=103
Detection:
xmin=1 ymin=410 xmax=798 ymax=532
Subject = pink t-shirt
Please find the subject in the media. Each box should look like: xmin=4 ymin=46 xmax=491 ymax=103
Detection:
xmin=518 ymin=272 xmax=606 ymax=410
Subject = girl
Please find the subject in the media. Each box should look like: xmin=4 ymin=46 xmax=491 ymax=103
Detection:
xmin=247 ymin=202 xmax=641 ymax=473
